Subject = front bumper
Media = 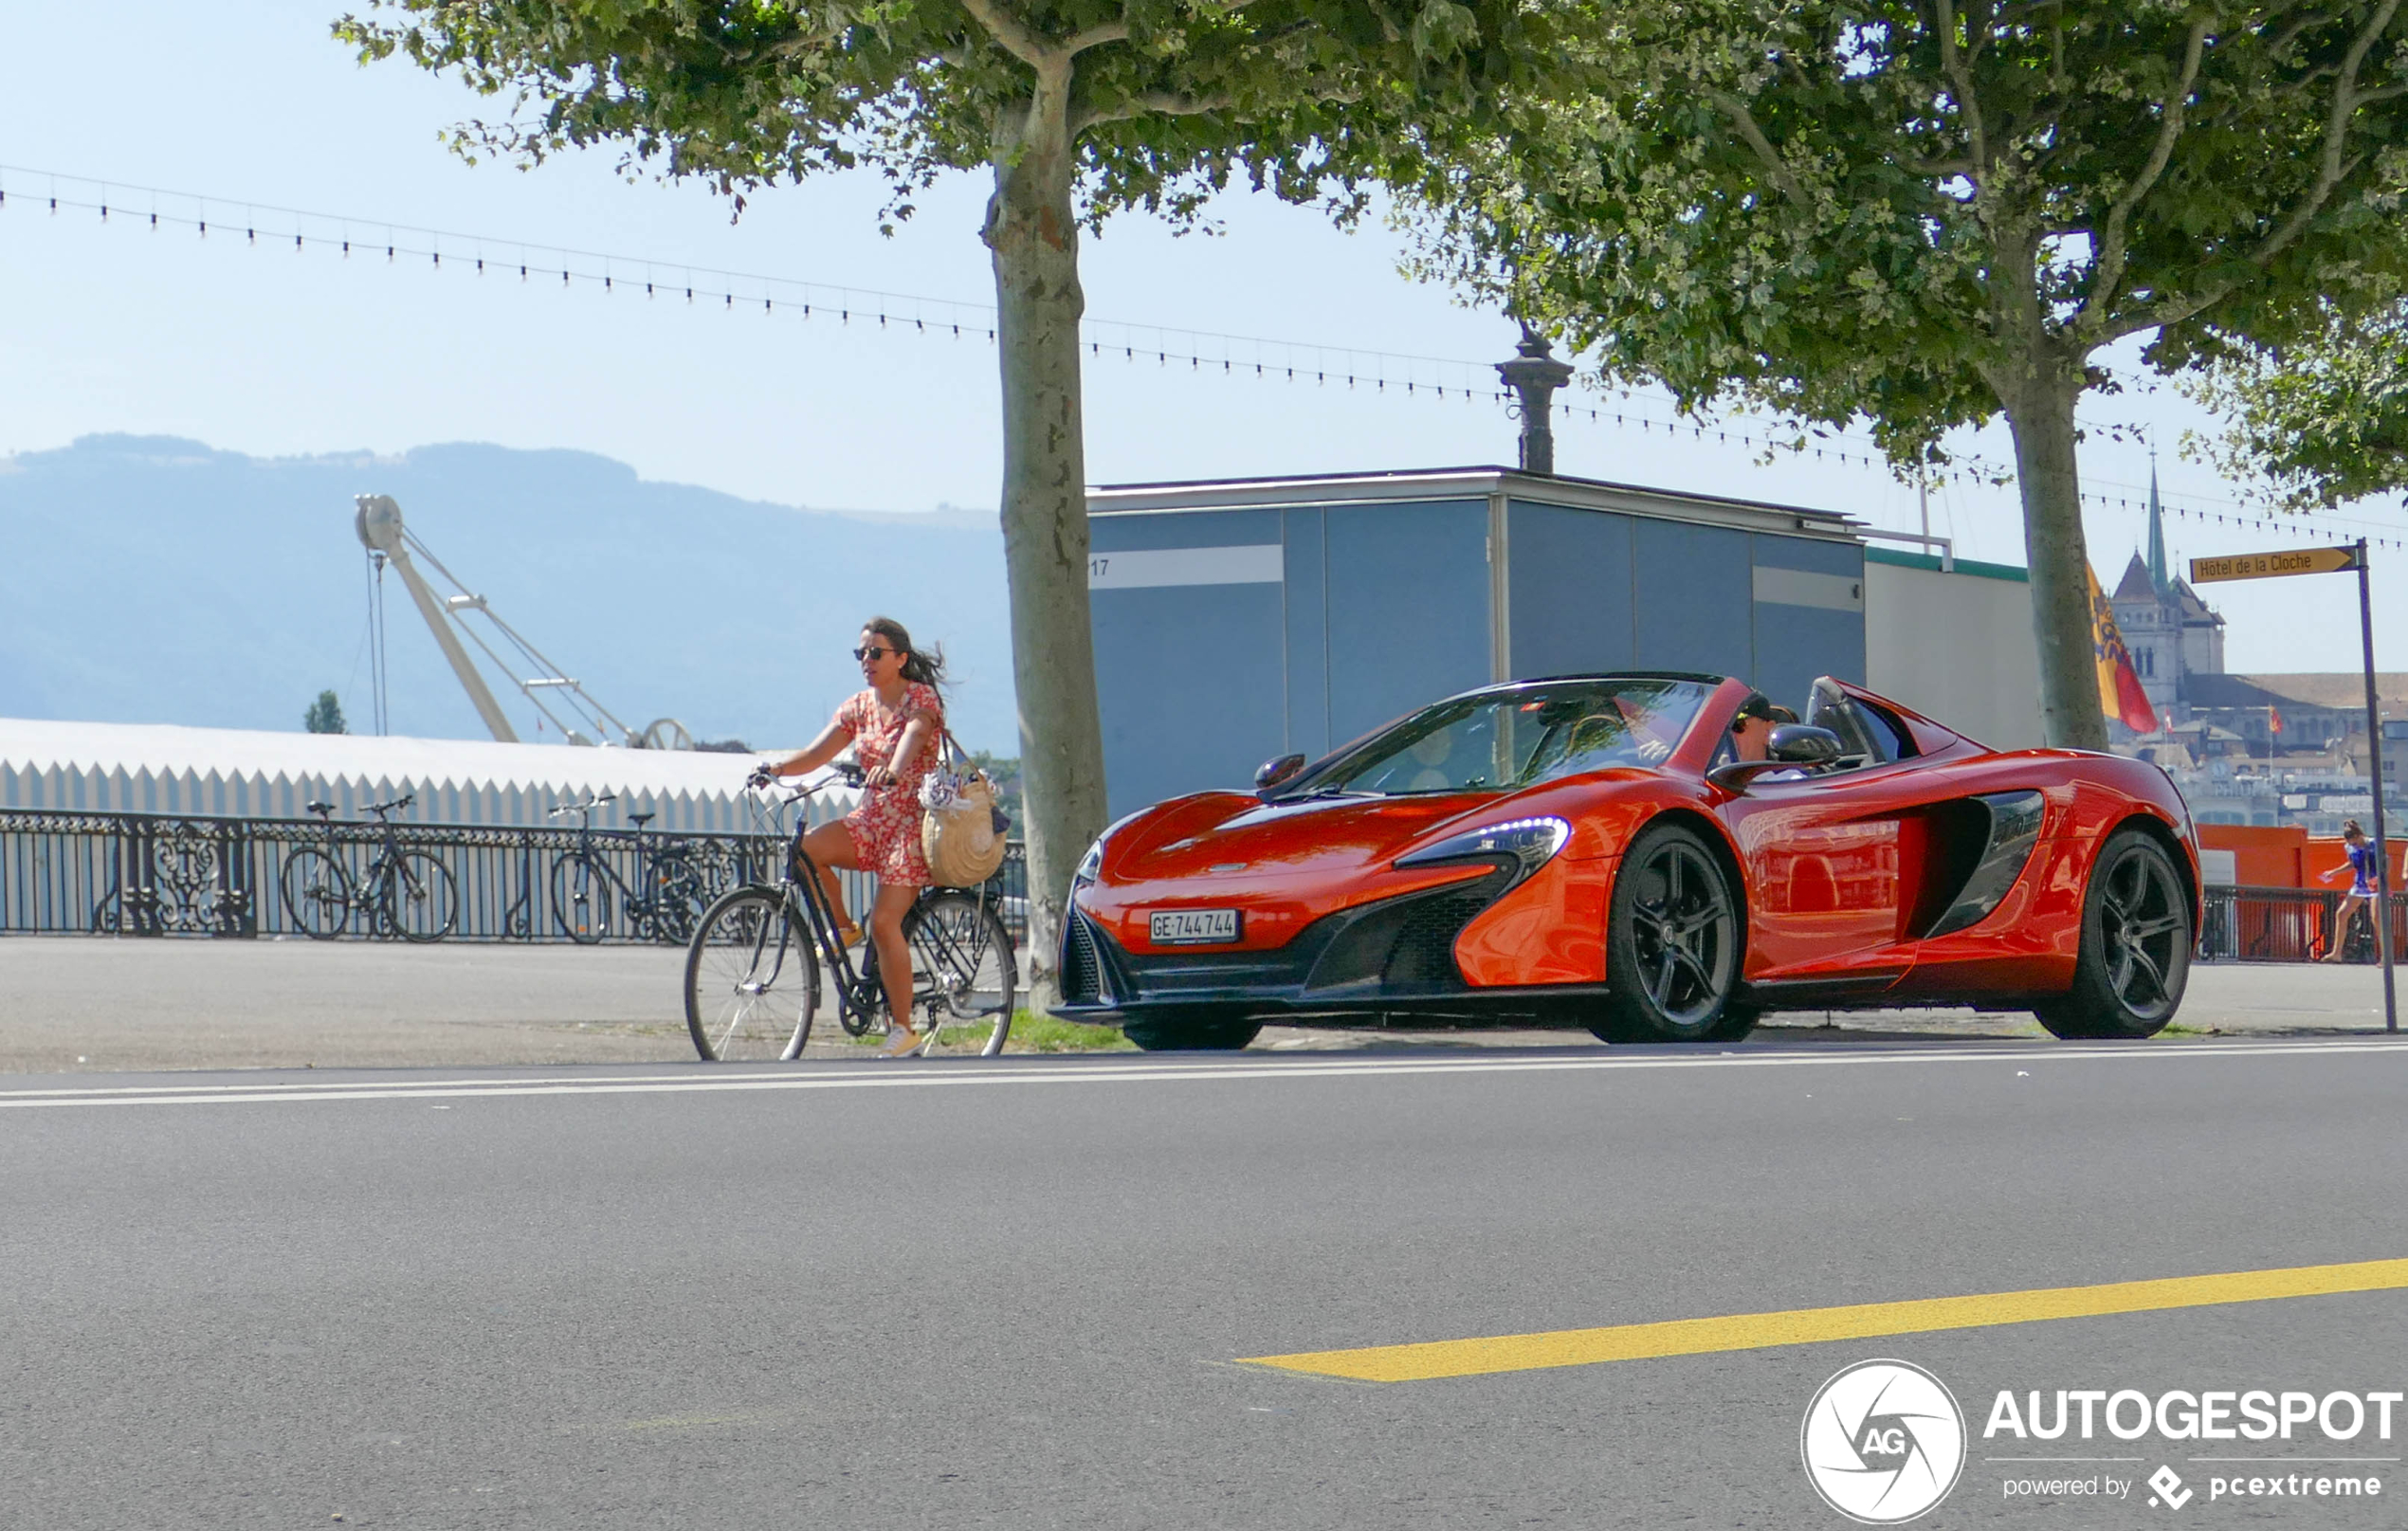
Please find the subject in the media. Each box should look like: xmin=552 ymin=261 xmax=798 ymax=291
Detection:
xmin=1057 ymin=868 xmax=1601 ymax=1022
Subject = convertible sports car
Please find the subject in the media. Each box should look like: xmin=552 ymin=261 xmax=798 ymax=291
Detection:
xmin=1056 ymin=672 xmax=2199 ymax=1049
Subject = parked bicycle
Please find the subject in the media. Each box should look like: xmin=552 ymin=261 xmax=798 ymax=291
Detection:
xmin=279 ymin=795 xmax=458 ymax=941
xmin=548 ymin=793 xmax=710 ymax=944
xmin=683 ymin=764 xmax=1017 ymax=1059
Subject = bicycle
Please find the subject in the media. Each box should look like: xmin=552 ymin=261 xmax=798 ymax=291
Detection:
xmin=548 ymin=793 xmax=709 ymax=944
xmin=279 ymin=794 xmax=459 ymax=941
xmin=682 ymin=764 xmax=1018 ymax=1060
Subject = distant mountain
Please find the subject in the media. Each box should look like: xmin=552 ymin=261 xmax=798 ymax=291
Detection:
xmin=0 ymin=435 xmax=1015 ymax=752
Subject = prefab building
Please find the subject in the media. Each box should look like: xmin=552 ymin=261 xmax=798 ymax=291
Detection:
xmin=1086 ymin=468 xmax=1872 ymax=819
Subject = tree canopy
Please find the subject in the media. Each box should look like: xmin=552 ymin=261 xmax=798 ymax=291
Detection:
xmin=2188 ymin=293 xmax=2408 ymax=511
xmin=337 ymin=0 xmax=1585 ymax=999
xmin=1408 ymin=0 xmax=2408 ymax=746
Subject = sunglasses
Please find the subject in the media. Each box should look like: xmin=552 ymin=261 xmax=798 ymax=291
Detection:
xmin=851 ymin=646 xmax=898 ymax=661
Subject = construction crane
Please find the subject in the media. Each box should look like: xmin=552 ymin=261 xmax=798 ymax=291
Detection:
xmin=353 ymin=494 xmax=694 ymax=748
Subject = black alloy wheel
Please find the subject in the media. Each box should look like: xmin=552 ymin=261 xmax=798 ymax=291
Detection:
xmin=2035 ymin=828 xmax=2190 ymax=1040
xmin=1593 ymin=822 xmax=1743 ymax=1044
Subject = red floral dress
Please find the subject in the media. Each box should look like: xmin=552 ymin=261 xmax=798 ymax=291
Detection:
xmin=836 ymin=682 xmax=943 ymax=885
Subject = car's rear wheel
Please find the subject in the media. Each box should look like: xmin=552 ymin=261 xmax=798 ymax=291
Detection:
xmin=1592 ymin=822 xmax=1744 ymax=1044
xmin=1121 ymin=1011 xmax=1263 ymax=1051
xmin=2034 ymin=828 xmax=2189 ymax=1040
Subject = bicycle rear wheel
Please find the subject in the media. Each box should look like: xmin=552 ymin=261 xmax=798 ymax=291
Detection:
xmin=279 ymin=848 xmax=351 ymax=939
xmin=904 ymin=889 xmax=1018 ymax=1055
xmin=552 ymin=852 xmax=611 ymax=944
xmin=685 ymin=886 xmax=819 ymax=1061
xmin=390 ymin=851 xmax=459 ymax=942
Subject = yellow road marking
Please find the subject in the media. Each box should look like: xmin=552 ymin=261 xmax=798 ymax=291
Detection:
xmin=1240 ymin=1257 xmax=2408 ymax=1383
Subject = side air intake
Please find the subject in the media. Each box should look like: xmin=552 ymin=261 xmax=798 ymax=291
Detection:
xmin=1923 ymin=791 xmax=2047 ymax=938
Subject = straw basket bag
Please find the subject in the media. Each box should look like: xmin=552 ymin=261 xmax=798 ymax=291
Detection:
xmin=920 ymin=732 xmax=1010 ymax=887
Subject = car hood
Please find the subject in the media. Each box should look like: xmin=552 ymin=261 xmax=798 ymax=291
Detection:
xmin=1104 ymin=773 xmax=1660 ymax=884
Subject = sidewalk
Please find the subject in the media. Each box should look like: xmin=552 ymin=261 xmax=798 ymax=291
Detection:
xmin=0 ymin=935 xmax=2396 ymax=1073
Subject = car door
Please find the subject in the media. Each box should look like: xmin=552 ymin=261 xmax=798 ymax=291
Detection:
xmin=1715 ymin=682 xmax=1941 ymax=984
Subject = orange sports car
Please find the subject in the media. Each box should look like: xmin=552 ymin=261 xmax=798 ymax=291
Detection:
xmin=1056 ymin=672 xmax=2199 ymax=1049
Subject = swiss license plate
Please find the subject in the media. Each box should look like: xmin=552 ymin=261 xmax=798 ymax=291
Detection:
xmin=1150 ymin=908 xmax=1240 ymax=945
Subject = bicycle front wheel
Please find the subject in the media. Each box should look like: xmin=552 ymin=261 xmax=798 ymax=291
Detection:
xmin=905 ymin=889 xmax=1018 ymax=1055
xmin=390 ymin=851 xmax=459 ymax=942
xmin=279 ymin=848 xmax=351 ymax=939
xmin=551 ymin=852 xmax=610 ymax=944
xmin=684 ymin=886 xmax=819 ymax=1062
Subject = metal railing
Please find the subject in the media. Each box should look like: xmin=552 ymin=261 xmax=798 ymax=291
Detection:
xmin=0 ymin=808 xmax=1026 ymax=944
xmin=2200 ymin=885 xmax=2407 ymax=964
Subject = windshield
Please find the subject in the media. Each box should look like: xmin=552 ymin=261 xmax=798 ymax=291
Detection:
xmin=1286 ymin=678 xmax=1716 ymax=797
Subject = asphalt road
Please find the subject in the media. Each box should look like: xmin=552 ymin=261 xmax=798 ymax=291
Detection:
xmin=8 ymin=1038 xmax=2408 ymax=1527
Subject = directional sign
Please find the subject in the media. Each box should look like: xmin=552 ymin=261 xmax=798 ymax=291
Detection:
xmin=2190 ymin=546 xmax=2362 ymax=583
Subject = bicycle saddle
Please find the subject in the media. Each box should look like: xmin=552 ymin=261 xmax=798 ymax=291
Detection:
xmin=305 ymin=801 xmax=335 ymax=818
xmin=629 ymin=812 xmax=656 ymax=829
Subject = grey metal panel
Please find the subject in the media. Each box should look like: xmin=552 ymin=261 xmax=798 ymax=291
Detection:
xmin=1324 ymin=500 xmax=1491 ymax=743
xmin=1283 ymin=508 xmax=1330 ymax=760
xmin=1089 ymin=506 xmax=1284 ymax=553
xmin=1091 ymin=579 xmax=1286 ymax=820
xmin=1505 ymin=501 xmax=1635 ymax=679
xmin=1750 ymin=534 xmax=1868 ymax=710
xmin=1632 ymin=518 xmax=1754 ymax=680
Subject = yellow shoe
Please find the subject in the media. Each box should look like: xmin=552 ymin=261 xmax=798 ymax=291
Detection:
xmin=877 ymin=1027 xmax=925 ymax=1058
xmin=834 ymin=920 xmax=867 ymax=949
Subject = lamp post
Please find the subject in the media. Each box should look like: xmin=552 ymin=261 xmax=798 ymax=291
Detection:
xmin=1496 ymin=325 xmax=1574 ymax=477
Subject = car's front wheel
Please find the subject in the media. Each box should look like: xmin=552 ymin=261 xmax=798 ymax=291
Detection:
xmin=2034 ymin=828 xmax=2190 ymax=1040
xmin=1591 ymin=822 xmax=1744 ymax=1044
xmin=1121 ymin=1010 xmax=1263 ymax=1051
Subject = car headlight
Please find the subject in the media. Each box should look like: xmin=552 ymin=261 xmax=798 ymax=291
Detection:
xmin=1073 ymin=836 xmax=1104 ymax=887
xmin=1395 ymin=816 xmax=1572 ymax=888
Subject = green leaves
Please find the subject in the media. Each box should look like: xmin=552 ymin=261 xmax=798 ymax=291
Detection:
xmin=1406 ymin=1 xmax=2408 ymax=475
xmin=2188 ymin=295 xmax=2408 ymax=511
xmin=334 ymin=0 xmax=1578 ymax=225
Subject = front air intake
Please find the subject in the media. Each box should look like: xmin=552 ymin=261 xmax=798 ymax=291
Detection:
xmin=1060 ymin=909 xmax=1106 ymax=1004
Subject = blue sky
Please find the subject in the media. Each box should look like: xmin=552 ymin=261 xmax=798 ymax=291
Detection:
xmin=3 ymin=2 xmax=2403 ymax=679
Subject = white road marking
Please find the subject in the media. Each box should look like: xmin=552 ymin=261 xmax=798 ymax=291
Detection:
xmin=4 ymin=1036 xmax=2407 ymax=1110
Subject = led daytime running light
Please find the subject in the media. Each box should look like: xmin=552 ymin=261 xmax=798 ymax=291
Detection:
xmin=1396 ymin=815 xmax=1572 ymax=885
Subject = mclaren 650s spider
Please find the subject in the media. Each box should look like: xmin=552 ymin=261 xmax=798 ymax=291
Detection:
xmin=1056 ymin=672 xmax=2199 ymax=1050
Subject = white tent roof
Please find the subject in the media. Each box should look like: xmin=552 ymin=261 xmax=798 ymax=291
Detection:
xmin=0 ymin=716 xmax=777 ymax=798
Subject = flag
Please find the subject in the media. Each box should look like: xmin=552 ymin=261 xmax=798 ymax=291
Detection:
xmin=2269 ymin=705 xmax=2285 ymax=735
xmin=2086 ymin=561 xmax=2161 ymax=734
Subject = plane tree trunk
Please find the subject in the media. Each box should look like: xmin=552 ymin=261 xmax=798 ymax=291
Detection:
xmin=1982 ymin=246 xmax=2110 ymax=753
xmin=984 ymin=79 xmax=1107 ymax=1009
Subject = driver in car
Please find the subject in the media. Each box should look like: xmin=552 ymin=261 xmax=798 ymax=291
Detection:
xmin=1731 ymin=695 xmax=1783 ymax=760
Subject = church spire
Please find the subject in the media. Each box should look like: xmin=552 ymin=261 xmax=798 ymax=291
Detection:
xmin=2145 ymin=452 xmax=2170 ymax=597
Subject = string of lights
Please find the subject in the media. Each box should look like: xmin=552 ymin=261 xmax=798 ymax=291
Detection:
xmin=5 ymin=161 xmax=2402 ymax=552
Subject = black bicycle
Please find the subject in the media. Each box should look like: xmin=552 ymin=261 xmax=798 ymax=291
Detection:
xmin=280 ymin=795 xmax=459 ymax=941
xmin=548 ymin=794 xmax=709 ymax=944
xmin=682 ymin=765 xmax=1017 ymax=1059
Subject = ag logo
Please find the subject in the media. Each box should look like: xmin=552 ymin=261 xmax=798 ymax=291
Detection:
xmin=1800 ymin=1359 xmax=1967 ymax=1523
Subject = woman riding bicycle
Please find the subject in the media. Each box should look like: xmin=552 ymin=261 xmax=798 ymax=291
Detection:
xmin=759 ymin=617 xmax=947 ymax=1054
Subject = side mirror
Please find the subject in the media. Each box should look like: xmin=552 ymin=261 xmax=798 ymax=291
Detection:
xmin=1254 ymin=753 xmax=1306 ymax=792
xmin=1706 ymin=724 xmax=1850 ymax=793
xmin=1768 ymin=723 xmax=1846 ymax=764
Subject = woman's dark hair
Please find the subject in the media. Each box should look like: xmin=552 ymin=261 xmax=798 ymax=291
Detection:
xmin=864 ymin=616 xmax=946 ymax=689
xmin=2344 ymin=819 xmax=2365 ymax=839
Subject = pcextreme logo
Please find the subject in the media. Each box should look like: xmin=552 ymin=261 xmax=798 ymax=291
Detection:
xmin=1801 ymin=1359 xmax=1968 ymax=1523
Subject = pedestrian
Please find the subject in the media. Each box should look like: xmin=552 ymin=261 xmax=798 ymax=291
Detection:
xmin=2317 ymin=819 xmax=2383 ymax=963
xmin=758 ymin=617 xmax=946 ymax=1053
